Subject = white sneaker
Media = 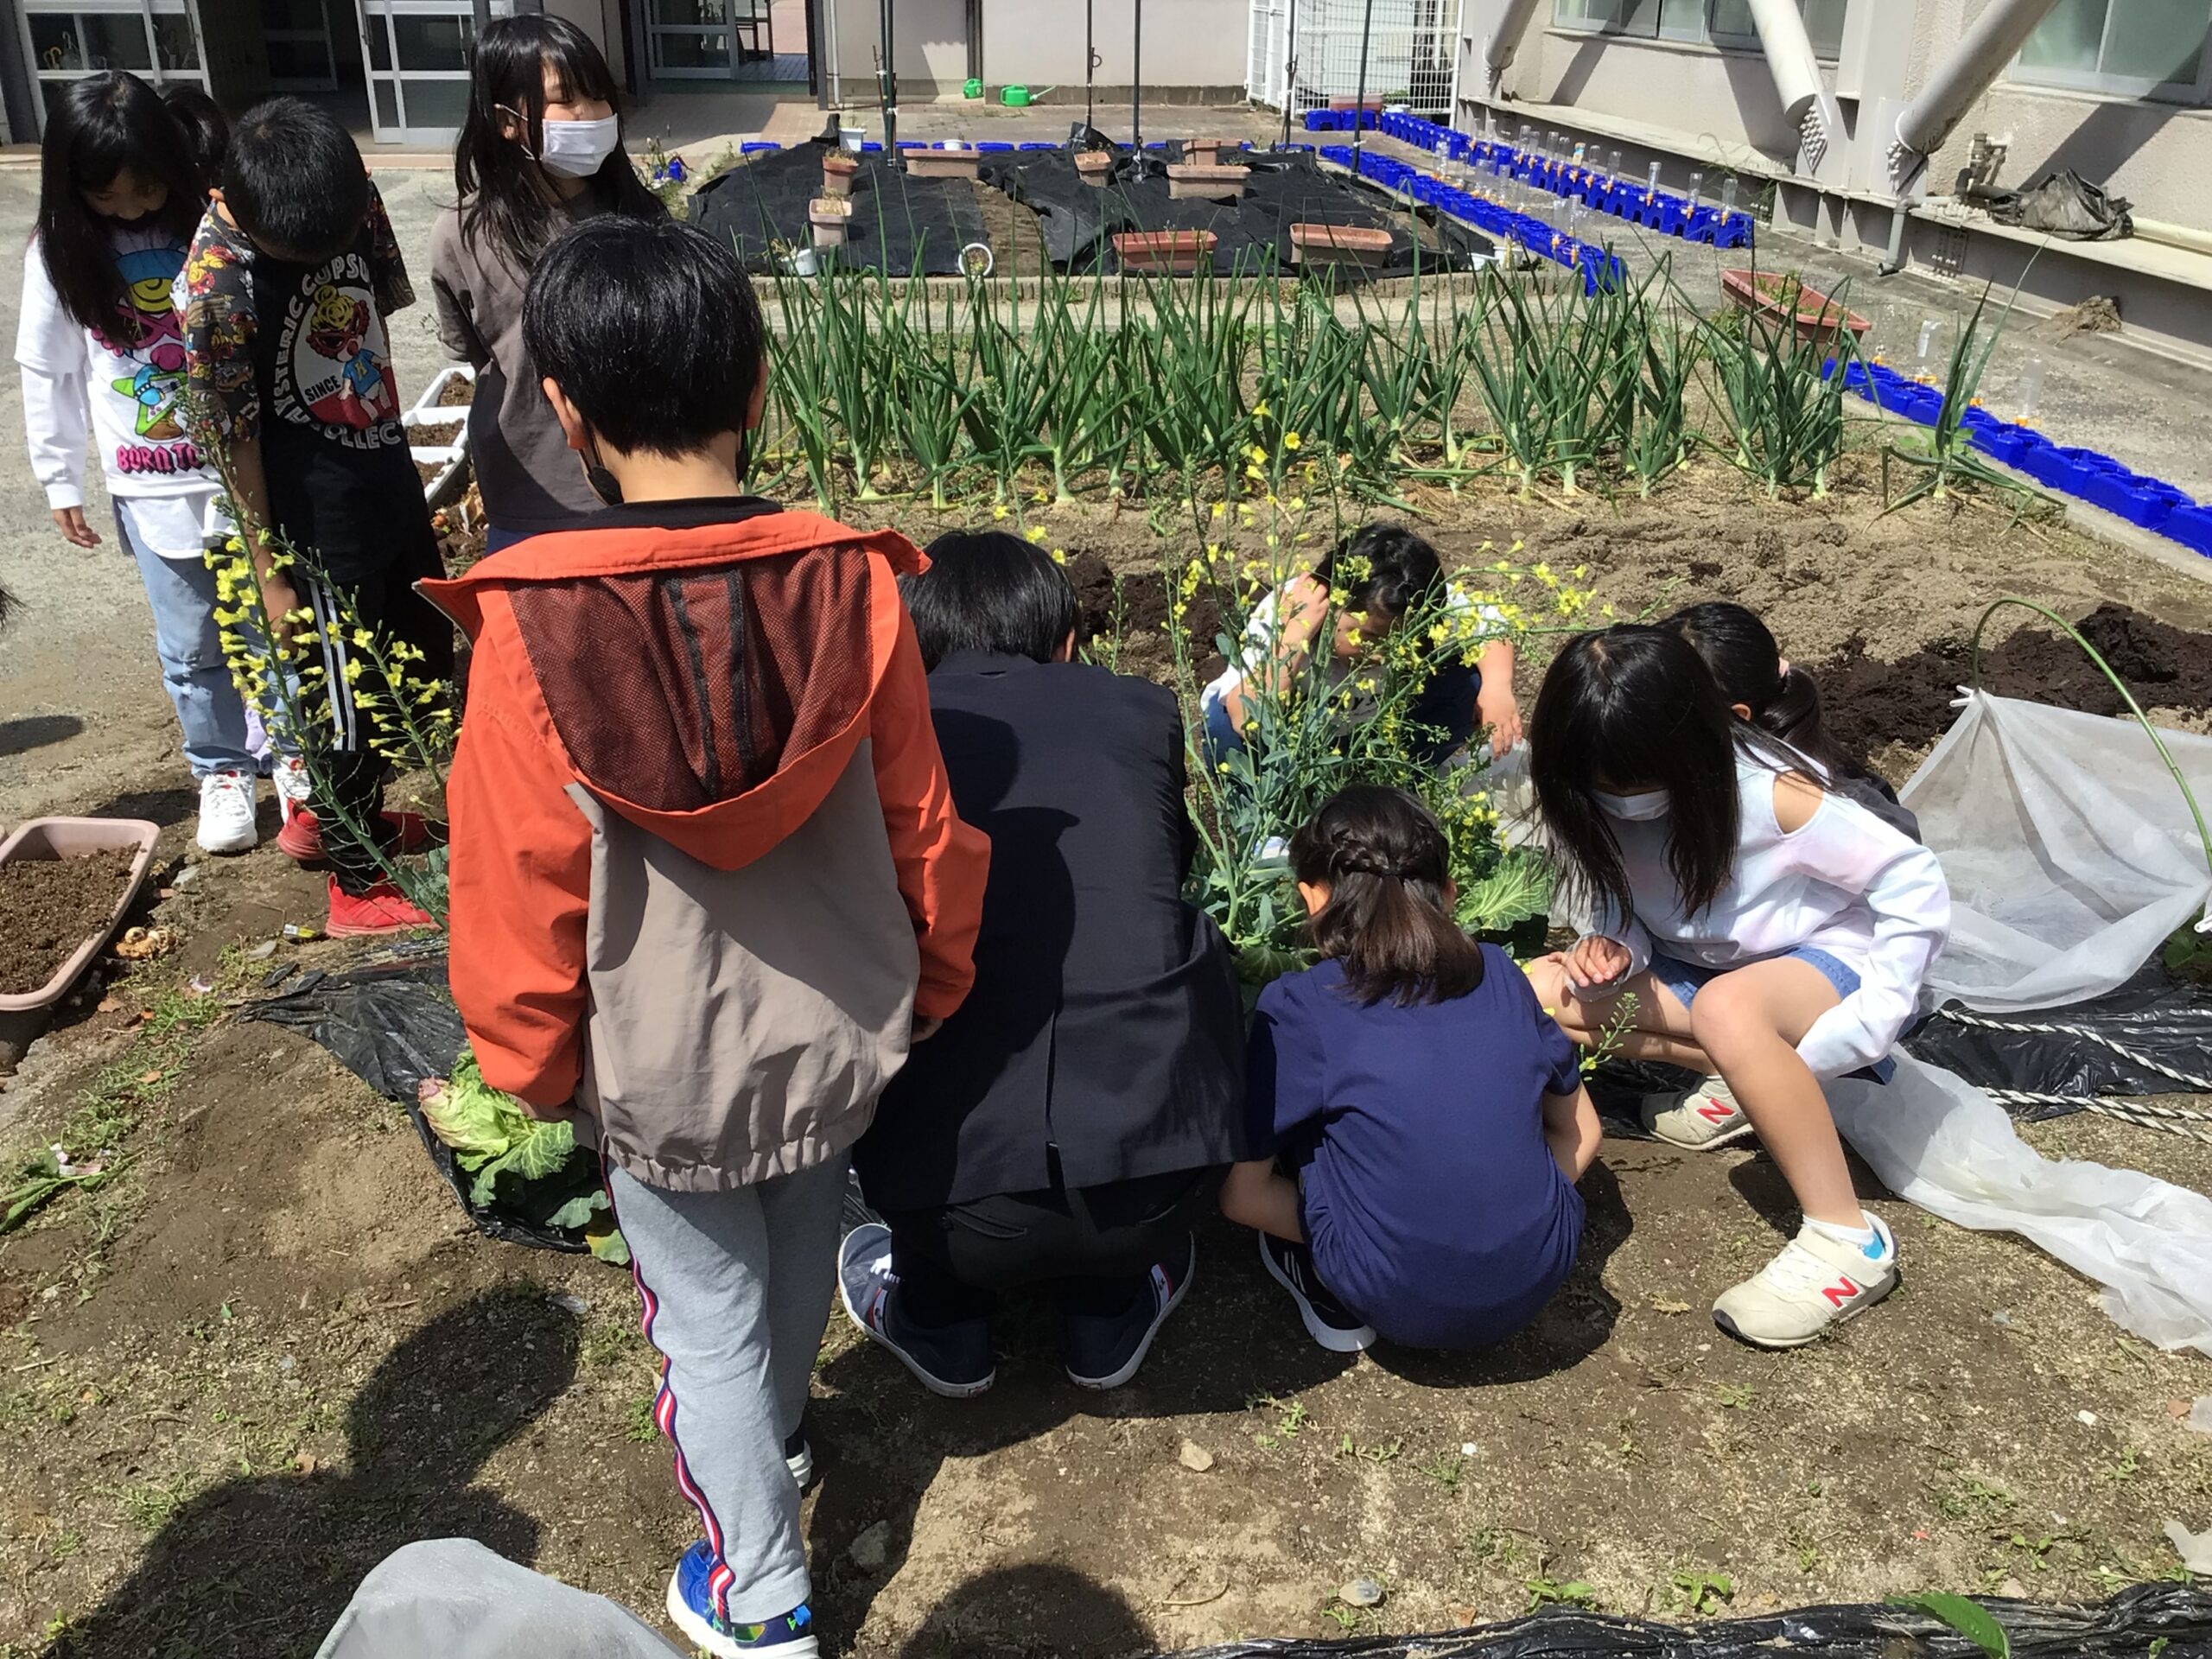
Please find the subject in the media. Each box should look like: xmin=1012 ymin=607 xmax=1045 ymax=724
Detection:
xmin=1713 ymin=1214 xmax=1897 ymax=1349
xmin=272 ymin=753 xmax=313 ymax=824
xmin=195 ymin=770 xmax=259 ymax=855
xmin=1642 ymin=1073 xmax=1756 ymax=1148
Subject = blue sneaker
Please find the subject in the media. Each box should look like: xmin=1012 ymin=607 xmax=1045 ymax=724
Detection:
xmin=1062 ymin=1236 xmax=1195 ymax=1390
xmin=665 ymin=1541 xmax=820 ymax=1659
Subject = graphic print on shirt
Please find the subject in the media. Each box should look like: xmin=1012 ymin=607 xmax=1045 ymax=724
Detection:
xmin=272 ymin=251 xmax=402 ymax=445
xmin=92 ymin=238 xmax=201 ymax=474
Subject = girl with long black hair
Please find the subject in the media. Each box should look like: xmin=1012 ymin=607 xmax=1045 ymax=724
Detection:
xmin=15 ymin=71 xmax=260 ymax=855
xmin=1524 ymin=626 xmax=1950 ymax=1350
xmin=431 ymin=12 xmax=665 ymax=550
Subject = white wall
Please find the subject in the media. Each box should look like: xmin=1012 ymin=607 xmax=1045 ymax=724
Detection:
xmin=980 ymin=0 xmax=1249 ymax=91
xmin=830 ymin=0 xmax=971 ymax=89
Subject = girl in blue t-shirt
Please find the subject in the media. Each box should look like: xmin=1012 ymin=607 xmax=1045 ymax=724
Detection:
xmin=1221 ymin=785 xmax=1602 ymax=1352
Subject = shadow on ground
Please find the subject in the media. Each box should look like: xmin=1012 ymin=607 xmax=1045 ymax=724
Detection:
xmin=48 ymin=1285 xmax=579 ymax=1659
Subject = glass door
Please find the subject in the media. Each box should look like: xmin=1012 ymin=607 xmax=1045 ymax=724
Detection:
xmin=647 ymin=0 xmax=738 ymax=79
xmin=355 ymin=0 xmax=512 ymax=143
xmin=265 ymin=0 xmax=340 ymax=91
xmin=17 ymin=0 xmax=209 ymax=128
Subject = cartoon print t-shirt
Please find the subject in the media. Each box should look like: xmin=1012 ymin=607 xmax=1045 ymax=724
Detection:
xmin=14 ymin=225 xmax=223 ymax=556
xmin=179 ymin=181 xmax=416 ymax=453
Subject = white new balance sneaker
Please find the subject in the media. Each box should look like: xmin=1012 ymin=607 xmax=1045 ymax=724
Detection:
xmin=195 ymin=769 xmax=258 ymax=855
xmin=1642 ymin=1073 xmax=1756 ymax=1149
xmin=1713 ymin=1214 xmax=1897 ymax=1349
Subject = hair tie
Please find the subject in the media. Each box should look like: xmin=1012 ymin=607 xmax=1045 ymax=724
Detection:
xmin=1335 ymin=851 xmax=1402 ymax=880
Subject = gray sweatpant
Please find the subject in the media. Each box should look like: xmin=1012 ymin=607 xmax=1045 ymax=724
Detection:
xmin=607 ymin=1154 xmax=849 ymax=1625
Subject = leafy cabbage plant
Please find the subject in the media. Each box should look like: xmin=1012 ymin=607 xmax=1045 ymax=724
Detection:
xmin=419 ymin=1053 xmax=628 ymax=1265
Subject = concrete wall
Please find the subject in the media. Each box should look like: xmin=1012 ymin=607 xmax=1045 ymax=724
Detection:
xmin=826 ymin=0 xmax=969 ymax=92
xmin=1913 ymin=0 xmax=2211 ymax=232
xmin=1471 ymin=0 xmax=2211 ymax=229
xmin=980 ymin=0 xmax=1249 ymax=92
xmin=546 ymin=0 xmax=627 ymax=85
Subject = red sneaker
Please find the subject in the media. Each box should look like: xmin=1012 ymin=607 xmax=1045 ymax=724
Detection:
xmin=326 ymin=876 xmax=437 ymax=938
xmin=277 ymin=809 xmax=442 ymax=867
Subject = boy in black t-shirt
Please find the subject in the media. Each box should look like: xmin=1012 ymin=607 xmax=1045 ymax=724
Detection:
xmin=181 ymin=98 xmax=451 ymax=935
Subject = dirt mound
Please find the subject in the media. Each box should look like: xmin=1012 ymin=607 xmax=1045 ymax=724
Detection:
xmin=1066 ymin=550 xmax=1223 ymax=677
xmin=1811 ymin=603 xmax=2212 ymax=760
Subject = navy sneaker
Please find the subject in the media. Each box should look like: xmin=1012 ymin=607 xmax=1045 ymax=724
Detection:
xmin=837 ymin=1222 xmax=995 ymax=1398
xmin=784 ymin=1426 xmax=816 ymax=1490
xmin=1062 ymin=1236 xmax=1196 ymax=1390
xmin=1257 ymin=1231 xmax=1376 ymax=1354
xmin=665 ymin=1541 xmax=819 ymax=1659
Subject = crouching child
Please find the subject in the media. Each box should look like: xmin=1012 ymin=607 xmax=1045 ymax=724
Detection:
xmin=429 ymin=217 xmax=988 ymax=1657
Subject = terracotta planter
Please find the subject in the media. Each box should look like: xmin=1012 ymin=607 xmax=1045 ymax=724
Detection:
xmin=1112 ymin=229 xmax=1217 ymax=275
xmin=1288 ymin=222 xmax=1394 ymax=270
xmin=1074 ymin=151 xmax=1114 ymax=187
xmin=809 ymin=196 xmax=853 ymax=248
xmin=1719 ymin=268 xmax=1870 ymax=350
xmin=907 ymin=147 xmax=981 ymax=180
xmin=1166 ymin=162 xmax=1249 ymax=201
xmin=0 ymin=817 xmax=160 ymax=1014
xmin=1328 ymin=95 xmax=1383 ymax=112
xmin=1183 ymin=137 xmax=1242 ymax=164
xmin=822 ymin=152 xmax=860 ymax=199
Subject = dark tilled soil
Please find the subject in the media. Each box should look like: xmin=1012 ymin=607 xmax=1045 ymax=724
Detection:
xmin=408 ymin=420 xmax=464 ymax=449
xmin=0 ymin=854 xmax=134 ymax=996
xmin=1812 ymin=603 xmax=2212 ymax=761
xmin=414 ymin=460 xmax=448 ymax=489
xmin=435 ymin=377 xmax=475 ymax=409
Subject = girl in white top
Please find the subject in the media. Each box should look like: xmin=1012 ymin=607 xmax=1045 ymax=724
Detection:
xmin=1524 ymin=625 xmax=1949 ymax=1351
xmin=16 ymin=73 xmax=258 ymax=855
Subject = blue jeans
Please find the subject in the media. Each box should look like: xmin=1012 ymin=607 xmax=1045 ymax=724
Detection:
xmin=1650 ymin=949 xmax=1897 ymax=1084
xmin=120 ymin=512 xmax=257 ymax=777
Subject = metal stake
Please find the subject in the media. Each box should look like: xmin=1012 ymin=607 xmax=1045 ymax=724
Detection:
xmin=1350 ymin=0 xmax=1375 ymax=171
xmin=1131 ymin=0 xmax=1142 ymax=153
xmin=1280 ymin=0 xmax=1298 ymax=149
xmin=878 ymin=0 xmax=899 ymax=163
xmin=1086 ymin=0 xmax=1096 ymax=131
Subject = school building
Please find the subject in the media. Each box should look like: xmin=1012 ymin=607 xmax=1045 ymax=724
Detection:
xmin=1455 ymin=0 xmax=2212 ymax=359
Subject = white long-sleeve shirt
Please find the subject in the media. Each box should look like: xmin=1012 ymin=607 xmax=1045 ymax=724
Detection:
xmin=16 ymin=228 xmax=224 ymax=558
xmin=1584 ymin=752 xmax=1952 ymax=1078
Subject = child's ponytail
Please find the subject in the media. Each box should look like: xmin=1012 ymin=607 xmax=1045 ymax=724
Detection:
xmin=1290 ymin=785 xmax=1485 ymax=1007
xmin=1662 ymin=601 xmax=1860 ymax=781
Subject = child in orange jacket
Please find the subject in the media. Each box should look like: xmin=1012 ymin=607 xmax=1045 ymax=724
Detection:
xmin=429 ymin=217 xmax=988 ymax=1659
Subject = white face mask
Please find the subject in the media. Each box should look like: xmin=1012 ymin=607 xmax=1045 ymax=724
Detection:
xmin=537 ymin=114 xmax=620 ymax=178
xmin=1593 ymin=787 xmax=1671 ymax=822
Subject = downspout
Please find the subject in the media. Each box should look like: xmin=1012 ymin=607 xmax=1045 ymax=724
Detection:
xmin=1742 ymin=0 xmax=1840 ymax=169
xmin=1479 ymin=0 xmax=1543 ymax=99
xmin=1889 ymin=0 xmax=2061 ymax=190
xmin=824 ymin=0 xmax=842 ymax=108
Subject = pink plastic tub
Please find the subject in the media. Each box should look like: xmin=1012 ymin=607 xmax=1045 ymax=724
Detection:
xmin=0 ymin=817 xmax=161 ymax=1013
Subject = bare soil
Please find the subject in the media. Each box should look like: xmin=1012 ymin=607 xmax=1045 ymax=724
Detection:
xmin=3 ymin=457 xmax=2210 ymax=1658
xmin=408 ymin=420 xmax=464 ymax=449
xmin=0 ymin=855 xmax=135 ymax=998
xmin=436 ymin=377 xmax=475 ymax=409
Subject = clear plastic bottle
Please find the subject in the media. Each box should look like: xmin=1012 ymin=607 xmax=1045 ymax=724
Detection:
xmin=1719 ymin=177 xmax=1738 ymax=219
xmin=1647 ymin=159 xmax=1662 ymax=194
xmin=1687 ymin=170 xmax=1705 ymax=210
xmin=1916 ymin=317 xmax=1942 ymax=381
xmin=2016 ymin=356 xmax=2046 ymax=424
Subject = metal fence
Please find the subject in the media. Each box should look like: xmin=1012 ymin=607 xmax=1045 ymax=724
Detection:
xmin=1247 ymin=0 xmax=1465 ymax=117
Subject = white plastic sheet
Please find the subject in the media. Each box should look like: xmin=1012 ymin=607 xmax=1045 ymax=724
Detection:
xmin=1903 ymin=692 xmax=2212 ymax=1012
xmin=1831 ymin=1056 xmax=2212 ymax=1355
xmin=1836 ymin=693 xmax=2212 ymax=1356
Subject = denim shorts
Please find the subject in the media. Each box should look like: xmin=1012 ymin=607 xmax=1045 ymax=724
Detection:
xmin=1650 ymin=948 xmax=1897 ymax=1084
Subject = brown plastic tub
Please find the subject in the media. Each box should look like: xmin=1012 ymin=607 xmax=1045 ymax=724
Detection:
xmin=1166 ymin=162 xmax=1249 ymax=201
xmin=1288 ymin=223 xmax=1394 ymax=270
xmin=1112 ymin=230 xmax=1218 ymax=275
xmin=0 ymin=817 xmax=161 ymax=1013
xmin=1720 ymin=268 xmax=1870 ymax=350
xmin=907 ymin=147 xmax=982 ymax=180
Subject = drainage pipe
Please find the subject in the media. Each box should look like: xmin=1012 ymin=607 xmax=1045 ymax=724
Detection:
xmin=1891 ymin=0 xmax=2062 ymax=181
xmin=1479 ymin=0 xmax=1544 ymax=96
xmin=1742 ymin=0 xmax=1837 ymax=168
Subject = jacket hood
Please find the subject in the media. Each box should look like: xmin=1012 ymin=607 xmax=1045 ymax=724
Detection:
xmin=423 ymin=507 xmax=925 ymax=871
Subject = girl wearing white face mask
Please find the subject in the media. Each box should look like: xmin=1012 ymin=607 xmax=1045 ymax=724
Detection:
xmin=431 ymin=15 xmax=664 ymax=550
xmin=1522 ymin=626 xmax=1950 ymax=1352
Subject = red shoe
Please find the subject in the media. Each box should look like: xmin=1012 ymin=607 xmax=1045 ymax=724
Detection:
xmin=278 ymin=809 xmax=442 ymax=867
xmin=326 ymin=876 xmax=437 ymax=938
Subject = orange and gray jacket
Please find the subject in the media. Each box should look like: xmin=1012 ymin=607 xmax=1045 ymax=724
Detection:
xmin=424 ymin=503 xmax=990 ymax=1193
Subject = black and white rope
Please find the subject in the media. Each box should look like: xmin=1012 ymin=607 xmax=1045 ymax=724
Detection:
xmin=1929 ymin=1006 xmax=2212 ymax=1144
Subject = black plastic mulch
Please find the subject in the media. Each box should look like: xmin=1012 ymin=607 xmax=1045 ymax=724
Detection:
xmin=988 ymin=144 xmax=1490 ymax=276
xmin=688 ymin=141 xmax=1490 ymax=279
xmin=690 ymin=143 xmax=988 ymax=275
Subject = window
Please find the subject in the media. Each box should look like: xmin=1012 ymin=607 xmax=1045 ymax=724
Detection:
xmin=18 ymin=0 xmax=209 ymax=130
xmin=2012 ymin=0 xmax=2211 ymax=102
xmin=1553 ymin=0 xmax=1843 ymax=60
